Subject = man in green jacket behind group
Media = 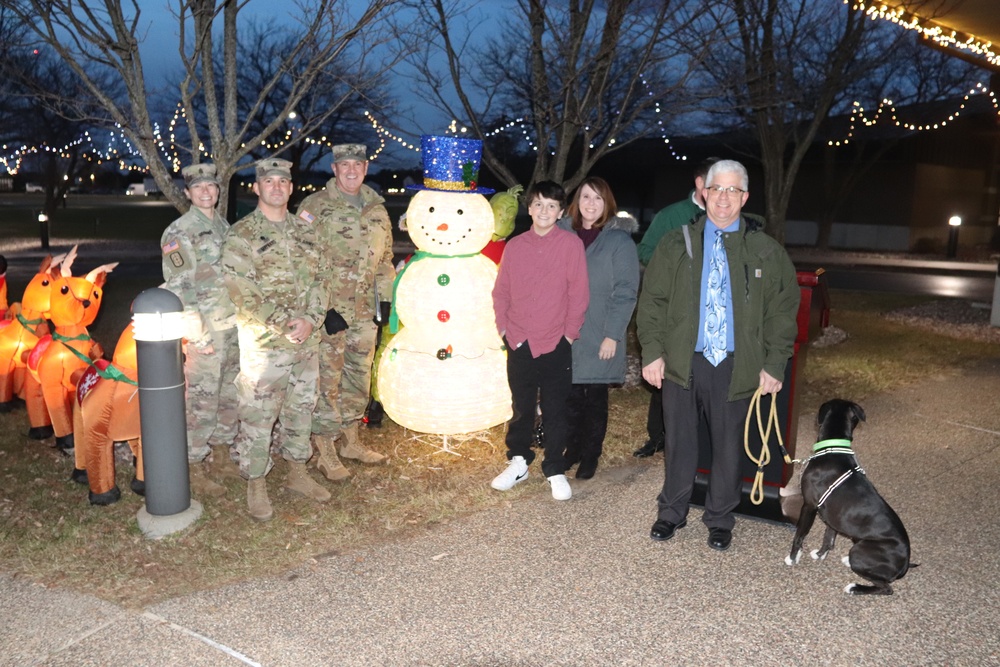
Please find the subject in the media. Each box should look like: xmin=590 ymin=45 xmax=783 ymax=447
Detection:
xmin=637 ymin=159 xmax=799 ymax=552
xmin=632 ymin=157 xmax=718 ymax=458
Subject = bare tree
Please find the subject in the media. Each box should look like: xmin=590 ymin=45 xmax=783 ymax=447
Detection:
xmin=405 ymin=0 xmax=709 ymax=193
xmin=685 ymin=0 xmax=879 ymax=243
xmin=2 ymin=0 xmax=401 ymax=217
xmin=687 ymin=0 xmax=982 ymax=244
xmin=0 ymin=26 xmax=116 ymax=247
xmin=222 ymin=21 xmax=395 ymax=177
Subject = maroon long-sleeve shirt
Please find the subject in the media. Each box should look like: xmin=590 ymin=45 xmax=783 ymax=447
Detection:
xmin=492 ymin=226 xmax=589 ymax=358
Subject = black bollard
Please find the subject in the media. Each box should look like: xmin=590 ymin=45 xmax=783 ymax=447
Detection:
xmin=132 ymin=288 xmax=202 ymax=536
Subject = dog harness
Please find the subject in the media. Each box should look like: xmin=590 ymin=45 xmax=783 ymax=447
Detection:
xmin=806 ymin=439 xmax=866 ymax=508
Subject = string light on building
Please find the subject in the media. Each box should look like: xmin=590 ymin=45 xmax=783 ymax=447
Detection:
xmin=849 ymin=1 xmax=1000 ymax=69
xmin=828 ymin=82 xmax=999 ymax=146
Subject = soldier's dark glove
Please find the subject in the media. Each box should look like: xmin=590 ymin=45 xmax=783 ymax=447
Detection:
xmin=374 ymin=301 xmax=391 ymax=326
xmin=324 ymin=308 xmax=348 ymax=335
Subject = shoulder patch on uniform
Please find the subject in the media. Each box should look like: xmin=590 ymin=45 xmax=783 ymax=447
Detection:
xmin=162 ymin=239 xmax=180 ymax=254
xmin=169 ymin=251 xmax=184 ymax=268
xmin=299 ymin=209 xmax=316 ymax=223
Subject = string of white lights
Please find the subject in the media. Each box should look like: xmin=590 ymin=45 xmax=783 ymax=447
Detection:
xmin=850 ymin=0 xmax=1000 ymax=70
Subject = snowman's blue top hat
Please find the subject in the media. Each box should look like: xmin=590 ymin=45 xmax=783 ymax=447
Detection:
xmin=408 ymin=135 xmax=495 ymax=195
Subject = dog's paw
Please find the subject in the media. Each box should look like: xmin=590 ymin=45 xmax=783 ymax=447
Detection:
xmin=784 ymin=552 xmax=801 ymax=566
xmin=841 ymin=555 xmax=851 ymax=567
xmin=810 ymin=549 xmax=827 ymax=561
xmin=844 ymin=583 xmax=858 ymax=595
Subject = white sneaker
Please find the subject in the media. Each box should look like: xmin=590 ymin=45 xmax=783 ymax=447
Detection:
xmin=491 ymin=456 xmax=529 ymax=491
xmin=547 ymin=474 xmax=572 ymax=501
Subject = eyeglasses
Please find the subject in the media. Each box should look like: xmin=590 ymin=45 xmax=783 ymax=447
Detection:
xmin=706 ymin=185 xmax=746 ymax=196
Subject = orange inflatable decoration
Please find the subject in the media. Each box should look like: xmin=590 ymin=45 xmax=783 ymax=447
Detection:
xmin=0 ymin=254 xmax=7 ymax=319
xmin=72 ymin=323 xmax=143 ymax=505
xmin=0 ymin=254 xmax=62 ymax=439
xmin=28 ymin=248 xmax=117 ymax=450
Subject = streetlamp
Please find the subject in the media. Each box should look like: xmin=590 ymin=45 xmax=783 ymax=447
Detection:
xmin=947 ymin=215 xmax=961 ymax=259
xmin=132 ymin=287 xmax=202 ymax=538
xmin=38 ymin=212 xmax=49 ymax=250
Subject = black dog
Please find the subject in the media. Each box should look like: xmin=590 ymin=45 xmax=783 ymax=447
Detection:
xmin=785 ymin=399 xmax=913 ymax=595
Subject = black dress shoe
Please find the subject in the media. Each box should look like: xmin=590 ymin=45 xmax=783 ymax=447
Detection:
xmin=633 ymin=438 xmax=664 ymax=458
xmin=650 ymin=519 xmax=687 ymax=541
xmin=708 ymin=527 xmax=733 ymax=551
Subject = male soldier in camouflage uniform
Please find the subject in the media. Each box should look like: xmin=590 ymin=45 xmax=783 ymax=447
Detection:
xmin=160 ymin=163 xmax=240 ymax=498
xmin=296 ymin=144 xmax=395 ymax=480
xmin=221 ymin=158 xmax=332 ymax=521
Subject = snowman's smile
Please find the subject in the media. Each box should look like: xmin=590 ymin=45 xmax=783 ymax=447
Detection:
xmin=421 ymin=223 xmax=474 ymax=247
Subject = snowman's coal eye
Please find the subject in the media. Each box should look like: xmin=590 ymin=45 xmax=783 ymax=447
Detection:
xmin=457 ymin=209 xmax=463 ymax=215
xmin=429 ymin=207 xmax=435 ymax=213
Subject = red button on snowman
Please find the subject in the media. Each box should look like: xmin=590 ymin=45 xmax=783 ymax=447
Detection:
xmin=377 ymin=136 xmax=512 ymax=435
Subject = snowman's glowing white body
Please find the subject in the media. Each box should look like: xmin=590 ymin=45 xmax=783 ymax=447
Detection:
xmin=377 ymin=189 xmax=512 ymax=435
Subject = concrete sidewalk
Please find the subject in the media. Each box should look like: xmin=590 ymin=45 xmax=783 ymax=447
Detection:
xmin=2 ymin=361 xmax=999 ymax=666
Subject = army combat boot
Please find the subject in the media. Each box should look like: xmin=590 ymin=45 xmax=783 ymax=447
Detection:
xmin=338 ymin=421 xmax=386 ymax=464
xmin=207 ymin=445 xmax=241 ymax=480
xmin=313 ymin=435 xmax=351 ymax=481
xmin=284 ymin=462 xmax=332 ymax=502
xmin=189 ymin=461 xmax=226 ymax=498
xmin=247 ymin=477 xmax=273 ymax=522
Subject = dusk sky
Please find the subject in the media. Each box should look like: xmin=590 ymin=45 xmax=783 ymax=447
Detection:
xmin=134 ymin=0 xmax=504 ymax=168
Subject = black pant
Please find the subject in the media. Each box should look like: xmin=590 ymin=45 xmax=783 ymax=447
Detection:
xmin=565 ymin=383 xmax=609 ymax=466
xmin=657 ymin=354 xmax=751 ymax=531
xmin=646 ymin=384 xmax=664 ymax=442
xmin=505 ymin=338 xmax=572 ymax=478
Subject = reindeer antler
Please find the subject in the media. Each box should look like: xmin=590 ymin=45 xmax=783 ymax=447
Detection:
xmin=85 ymin=262 xmax=119 ymax=284
xmin=60 ymin=245 xmax=79 ymax=277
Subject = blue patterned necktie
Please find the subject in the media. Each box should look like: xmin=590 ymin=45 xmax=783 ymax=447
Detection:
xmin=704 ymin=230 xmax=728 ymax=366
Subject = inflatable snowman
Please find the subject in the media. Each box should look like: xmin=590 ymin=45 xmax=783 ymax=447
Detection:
xmin=377 ymin=136 xmax=511 ymax=435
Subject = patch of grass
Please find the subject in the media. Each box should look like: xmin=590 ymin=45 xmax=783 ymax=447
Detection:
xmin=799 ymin=290 xmax=1000 ymax=407
xmin=1 ymin=288 xmax=997 ymax=607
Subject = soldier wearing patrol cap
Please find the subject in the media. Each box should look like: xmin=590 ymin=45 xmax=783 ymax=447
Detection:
xmin=221 ymin=157 xmax=333 ymax=521
xmin=160 ymin=162 xmax=240 ymax=498
xmin=296 ymin=143 xmax=394 ymax=480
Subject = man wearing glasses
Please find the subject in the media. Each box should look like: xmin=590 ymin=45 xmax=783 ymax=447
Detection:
xmin=636 ymin=160 xmax=799 ymax=552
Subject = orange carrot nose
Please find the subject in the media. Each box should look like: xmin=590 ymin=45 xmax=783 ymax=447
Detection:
xmin=437 ymin=223 xmax=448 ymax=231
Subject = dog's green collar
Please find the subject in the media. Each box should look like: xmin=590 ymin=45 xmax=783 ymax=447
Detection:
xmin=813 ymin=438 xmax=852 ymax=452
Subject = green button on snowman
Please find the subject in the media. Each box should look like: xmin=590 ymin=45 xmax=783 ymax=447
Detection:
xmin=377 ymin=136 xmax=512 ymax=435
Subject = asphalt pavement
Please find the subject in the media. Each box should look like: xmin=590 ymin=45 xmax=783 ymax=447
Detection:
xmin=2 ymin=356 xmax=999 ymax=666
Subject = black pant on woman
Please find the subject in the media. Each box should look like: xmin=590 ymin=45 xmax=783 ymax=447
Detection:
xmin=564 ymin=383 xmax=609 ymax=479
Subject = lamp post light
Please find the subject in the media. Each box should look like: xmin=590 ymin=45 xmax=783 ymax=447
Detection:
xmin=947 ymin=215 xmax=962 ymax=259
xmin=131 ymin=287 xmax=202 ymax=538
xmin=38 ymin=212 xmax=49 ymax=250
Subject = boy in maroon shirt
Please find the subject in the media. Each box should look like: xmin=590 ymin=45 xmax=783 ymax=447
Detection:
xmin=491 ymin=181 xmax=589 ymax=500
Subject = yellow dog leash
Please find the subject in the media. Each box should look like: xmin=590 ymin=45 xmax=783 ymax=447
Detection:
xmin=743 ymin=387 xmax=795 ymax=505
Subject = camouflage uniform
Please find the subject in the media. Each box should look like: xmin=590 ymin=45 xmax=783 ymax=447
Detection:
xmin=296 ymin=179 xmax=394 ymax=437
xmin=161 ymin=195 xmax=239 ymax=464
xmin=221 ymin=207 xmax=328 ymax=479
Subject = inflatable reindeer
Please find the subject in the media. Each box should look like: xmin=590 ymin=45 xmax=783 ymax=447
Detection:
xmin=0 ymin=254 xmax=7 ymax=318
xmin=28 ymin=248 xmax=117 ymax=450
xmin=0 ymin=254 xmax=64 ymax=438
xmin=72 ymin=323 xmax=143 ymax=505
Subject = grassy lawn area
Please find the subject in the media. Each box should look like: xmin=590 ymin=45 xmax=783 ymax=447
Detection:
xmin=1 ymin=279 xmax=998 ymax=607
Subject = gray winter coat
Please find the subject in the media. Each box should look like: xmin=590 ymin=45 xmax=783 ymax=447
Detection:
xmin=557 ymin=213 xmax=640 ymax=384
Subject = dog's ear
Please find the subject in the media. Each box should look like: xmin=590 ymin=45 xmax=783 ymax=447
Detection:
xmin=851 ymin=402 xmax=866 ymax=424
xmin=818 ymin=400 xmax=833 ymax=426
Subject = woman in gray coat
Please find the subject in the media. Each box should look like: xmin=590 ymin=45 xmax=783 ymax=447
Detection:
xmin=558 ymin=177 xmax=640 ymax=479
